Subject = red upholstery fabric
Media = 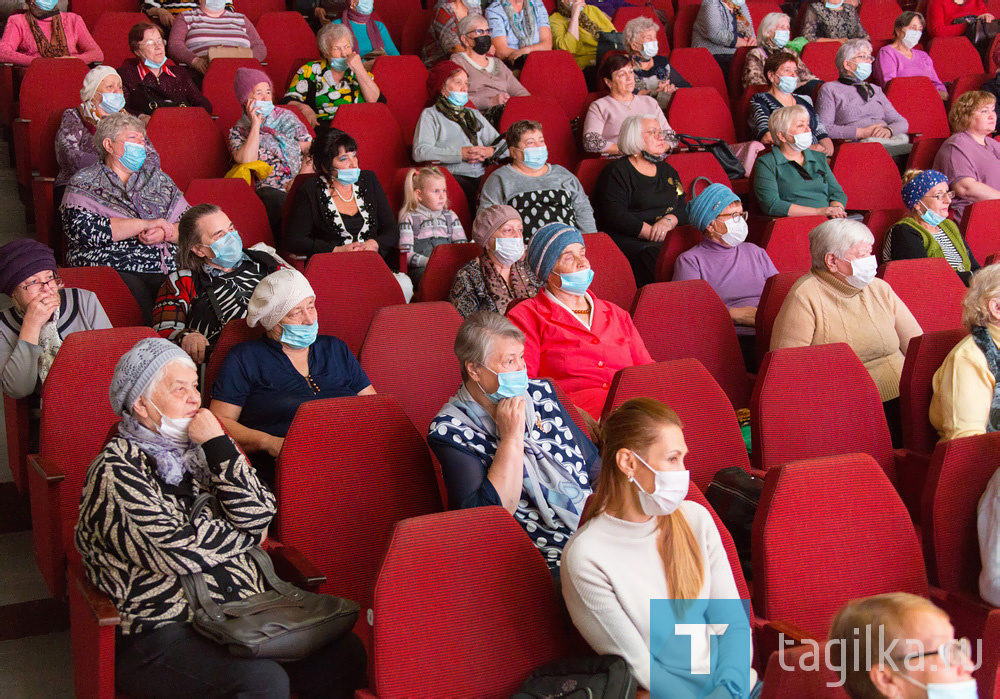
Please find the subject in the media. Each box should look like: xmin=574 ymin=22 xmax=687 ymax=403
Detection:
xmin=304 ymin=250 xmax=405 ymax=355
xmin=962 ymin=199 xmax=1000 ymax=261
xmin=666 ymin=151 xmax=732 ymax=192
xmin=859 ymin=0 xmax=901 ymax=40
xmin=574 ymin=157 xmax=610 ymax=197
xmin=751 ymin=344 xmax=896 ymax=480
xmin=91 ymin=13 xmax=149 ymax=74
xmin=583 ymin=232 xmax=638 ymax=311
xmin=754 ymin=270 xmax=800 ymax=368
xmin=899 ymin=329 xmax=968 ymax=456
xmin=146 ymin=107 xmax=230 ymax=190
xmin=31 ymin=177 xmax=58 ymax=260
xmin=950 ymin=72 xmax=990 ymax=103
xmin=4 ymin=394 xmax=30 ymax=492
xmin=668 ymin=87 xmax=736 ymax=143
xmin=669 ymin=48 xmax=730 ymax=105
xmin=654 ymin=224 xmax=701 ymax=282
xmin=70 ymin=0 xmax=139 ymax=28
xmin=203 ymin=319 xmax=265 ymax=404
xmin=69 ymin=564 xmax=118 ymax=699
xmin=399 ymin=8 xmax=433 ymax=56
xmin=613 ymin=7 xmax=669 ymax=58
xmin=232 ymin=0 xmax=287 ymax=24
xmin=369 ymin=508 xmax=571 ymax=698
xmin=728 ymin=47 xmax=753 ymax=105
xmin=330 ymin=102 xmax=410 ymax=187
xmin=57 ymin=266 xmax=145 ymax=328
xmin=200 ymin=57 xmax=263 ymax=135
xmin=832 ymin=142 xmax=904 ymax=210
xmin=736 ymin=84 xmax=767 ymax=141
xmin=752 ymin=454 xmax=928 ymax=639
xmin=864 ymin=207 xmax=909 ymax=256
xmin=906 ymin=136 xmax=946 ymax=171
xmin=878 ymin=257 xmax=965 ymax=333
xmin=760 ymin=215 xmax=826 ymax=274
xmin=800 ymin=42 xmax=841 ymax=82
xmin=254 ymin=12 xmax=321 ymax=91
xmin=366 ymin=0 xmax=419 ymax=45
xmin=885 ymin=76 xmax=952 ymax=139
xmin=499 ymin=96 xmax=579 ymax=170
xmin=603 ymin=359 xmax=751 ymax=490
xmin=358 ymin=302 xmax=463 ymax=435
xmin=414 ymin=242 xmax=479 ymax=303
xmin=631 ymin=281 xmax=752 ymax=410
xmin=929 ymin=35 xmax=986 ymax=83
xmin=518 ymin=50 xmax=589 ymax=120
xmin=371 ymin=55 xmax=428 ymax=148
xmin=386 ymin=166 xmax=471 ymax=237
xmin=184 ymin=177 xmax=274 ymax=248
xmin=672 ymin=3 xmax=700 ymax=49
xmin=760 ymin=643 xmax=850 ymax=699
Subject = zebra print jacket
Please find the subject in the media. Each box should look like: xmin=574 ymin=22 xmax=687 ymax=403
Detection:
xmin=74 ymin=434 xmax=275 ymax=635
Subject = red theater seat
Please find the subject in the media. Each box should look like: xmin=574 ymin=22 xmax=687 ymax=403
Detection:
xmin=878 ymin=257 xmax=965 ymax=333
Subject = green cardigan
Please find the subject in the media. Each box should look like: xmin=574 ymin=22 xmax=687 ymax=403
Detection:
xmin=886 ymin=217 xmax=974 ymax=271
xmin=752 ymin=147 xmax=847 ymax=217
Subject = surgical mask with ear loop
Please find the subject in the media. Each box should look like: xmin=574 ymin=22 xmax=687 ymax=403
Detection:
xmin=147 ymin=398 xmax=193 ymax=443
xmin=898 ymin=675 xmax=978 ymax=699
xmin=628 ymin=450 xmax=689 ymax=517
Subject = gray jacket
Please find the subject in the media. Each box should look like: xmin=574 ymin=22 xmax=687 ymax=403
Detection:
xmin=412 ymin=106 xmax=501 ymax=179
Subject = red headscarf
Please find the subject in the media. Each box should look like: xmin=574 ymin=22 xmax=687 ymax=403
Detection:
xmin=426 ymin=60 xmax=467 ymax=106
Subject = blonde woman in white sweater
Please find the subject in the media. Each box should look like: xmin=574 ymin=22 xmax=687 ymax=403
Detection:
xmin=561 ymin=398 xmax=759 ymax=698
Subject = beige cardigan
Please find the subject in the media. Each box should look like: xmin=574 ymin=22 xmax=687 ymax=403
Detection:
xmin=770 ymin=269 xmax=922 ymax=401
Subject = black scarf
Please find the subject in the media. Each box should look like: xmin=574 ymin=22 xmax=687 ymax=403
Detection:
xmin=433 ymin=95 xmax=482 ymax=145
xmin=838 ymin=76 xmax=874 ymax=102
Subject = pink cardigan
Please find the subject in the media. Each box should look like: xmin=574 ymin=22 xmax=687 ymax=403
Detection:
xmin=0 ymin=13 xmax=103 ymax=67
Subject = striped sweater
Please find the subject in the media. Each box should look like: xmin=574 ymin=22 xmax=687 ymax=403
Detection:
xmin=167 ymin=9 xmax=267 ymax=64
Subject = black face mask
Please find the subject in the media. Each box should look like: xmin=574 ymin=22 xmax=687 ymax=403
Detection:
xmin=472 ymin=35 xmax=492 ymax=56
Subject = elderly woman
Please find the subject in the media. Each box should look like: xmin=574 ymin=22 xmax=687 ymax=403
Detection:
xmin=285 ymin=22 xmax=382 ymax=127
xmin=771 ymin=218 xmax=922 ymax=444
xmin=816 ymin=39 xmax=911 ymax=158
xmin=754 ymin=104 xmax=848 ymax=218
xmin=594 ymin=115 xmax=688 ymax=287
xmin=167 ymin=0 xmax=265 ymax=74
xmin=76 ymin=337 xmax=366 ymax=697
xmin=211 ymin=269 xmax=375 ymax=484
xmin=742 ymin=12 xmax=819 ymax=92
xmin=451 ymin=14 xmax=529 ymax=126
xmin=422 ymin=0 xmax=482 ymax=67
xmin=932 ymin=91 xmax=1000 ymax=227
xmin=873 ymin=12 xmax=947 ymax=100
xmin=625 ymin=16 xmax=691 ymax=111
xmin=883 ymin=169 xmax=979 ymax=284
xmin=153 ymin=204 xmax=283 ymax=364
xmin=0 ymin=239 xmax=111 ymax=399
xmin=692 ymin=0 xmax=756 ymax=73
xmin=801 ymin=0 xmax=869 ymax=43
xmin=507 ymin=223 xmax=653 ymax=420
xmin=928 ymin=0 xmax=994 ymax=38
xmin=119 ymin=22 xmax=212 ymax=117
xmin=549 ymin=0 xmax=615 ymax=73
xmin=0 ymin=0 xmax=102 ymax=68
xmin=485 ymin=0 xmax=552 ymax=68
xmin=413 ymin=60 xmax=500 ymax=208
xmin=428 ymin=310 xmax=599 ymax=572
xmin=229 ymin=68 xmax=313 ymax=234
xmin=480 ymin=119 xmax=596 ymax=238
xmin=449 ymin=205 xmax=542 ymax=317
xmin=748 ymin=51 xmax=833 ymax=157
xmin=61 ymin=112 xmax=188 ymax=321
xmin=583 ymin=53 xmax=672 ymax=157
xmin=334 ymin=0 xmax=399 ymax=60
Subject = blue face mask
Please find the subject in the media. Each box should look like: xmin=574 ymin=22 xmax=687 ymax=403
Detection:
xmin=773 ymin=30 xmax=790 ymax=47
xmin=280 ymin=321 xmax=319 ymax=349
xmin=777 ymin=75 xmax=797 ymax=94
xmin=559 ymin=268 xmax=594 ymax=296
xmin=100 ymin=92 xmax=125 ymax=113
xmin=920 ymin=204 xmax=946 ymax=227
xmin=34 ymin=0 xmax=58 ymax=10
xmin=336 ymin=167 xmax=361 ymax=185
xmin=119 ymin=141 xmax=147 ymax=172
xmin=824 ymin=0 xmax=843 ymax=9
xmin=208 ymin=230 xmax=244 ymax=269
xmin=521 ymin=145 xmax=548 ymax=169
xmin=143 ymin=56 xmax=167 ymax=70
xmin=329 ymin=56 xmax=349 ymax=72
xmin=480 ymin=366 xmax=529 ymax=402
xmin=255 ymin=100 xmax=274 ymax=118
xmin=853 ymin=61 xmax=872 ymax=81
xmin=447 ymin=91 xmax=468 ymax=107
xmin=356 ymin=0 xmax=374 ymax=14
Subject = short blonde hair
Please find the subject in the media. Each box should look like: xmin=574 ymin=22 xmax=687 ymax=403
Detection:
xmin=963 ymin=264 xmax=1000 ymax=329
xmin=768 ymin=103 xmax=808 ymax=145
xmin=948 ymin=90 xmax=996 ymax=133
xmin=757 ymin=12 xmax=790 ymax=45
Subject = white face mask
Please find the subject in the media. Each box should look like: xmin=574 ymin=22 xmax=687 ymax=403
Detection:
xmin=902 ymin=29 xmax=921 ymax=49
xmin=629 ymin=451 xmax=689 ymax=517
xmin=788 ymin=130 xmax=812 ymax=152
xmin=493 ymin=236 xmax=525 ymax=266
xmin=149 ymin=398 xmax=193 ymax=443
xmin=641 ymin=40 xmax=658 ymax=59
xmin=899 ymin=675 xmax=978 ymax=699
xmin=720 ymin=216 xmax=748 ymax=247
xmin=843 ymin=254 xmax=877 ymax=289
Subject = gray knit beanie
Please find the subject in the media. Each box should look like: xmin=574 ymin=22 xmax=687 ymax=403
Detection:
xmin=109 ymin=337 xmax=193 ymax=416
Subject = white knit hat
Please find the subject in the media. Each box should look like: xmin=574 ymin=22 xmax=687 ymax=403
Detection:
xmin=247 ymin=269 xmax=316 ymax=330
xmin=80 ymin=65 xmax=119 ymax=103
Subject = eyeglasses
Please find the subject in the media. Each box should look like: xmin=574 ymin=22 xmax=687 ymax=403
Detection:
xmin=895 ymin=638 xmax=972 ymax=668
xmin=926 ymin=190 xmax=956 ymax=202
xmin=716 ymin=211 xmax=749 ymax=222
xmin=852 ymin=54 xmax=874 ymax=62
xmin=465 ymin=28 xmax=491 ymax=37
xmin=139 ymin=39 xmax=165 ymax=48
xmin=20 ymin=274 xmax=63 ymax=292
xmin=642 ymin=129 xmax=670 ymax=138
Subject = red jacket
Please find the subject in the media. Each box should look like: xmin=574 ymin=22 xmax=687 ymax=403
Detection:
xmin=507 ymin=291 xmax=653 ymax=420
xmin=928 ymin=0 xmax=988 ymax=38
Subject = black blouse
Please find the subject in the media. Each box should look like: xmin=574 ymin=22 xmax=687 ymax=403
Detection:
xmin=594 ymin=157 xmax=689 ymax=239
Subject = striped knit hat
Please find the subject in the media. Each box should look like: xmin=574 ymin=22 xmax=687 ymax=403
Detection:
xmin=526 ymin=223 xmax=584 ymax=282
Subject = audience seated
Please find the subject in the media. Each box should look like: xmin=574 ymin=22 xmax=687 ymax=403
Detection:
xmin=449 ymin=204 xmax=541 ymax=317
xmin=485 ymin=0 xmax=551 ymax=69
xmin=743 ymin=12 xmax=819 ymax=92
xmin=692 ymin=0 xmax=756 ymax=75
xmin=119 ymin=22 xmax=212 ymax=118
xmin=144 ymin=0 xmax=234 ymax=29
xmin=422 ymin=0 xmax=482 ymax=67
xmin=398 ymin=167 xmax=468 ymax=286
xmin=562 ymin=397 xmax=756 ymax=696
xmin=930 ymin=264 xmax=1000 ymax=442
xmin=0 ymin=239 xmax=111 ymax=400
xmin=801 ymin=0 xmax=869 ymax=43
xmin=76 ymin=336 xmax=366 ymax=697
xmin=480 ymin=119 xmax=597 ymax=237
xmin=583 ymin=53 xmax=672 ymax=157
xmin=210 ymin=269 xmax=375 ymax=484
xmin=285 ymin=23 xmax=383 ymax=127
xmin=413 ymin=60 xmax=500 ymax=208
xmin=451 ymin=14 xmax=529 ymax=127
xmin=771 ymin=218 xmax=922 ymax=445
xmin=816 ymin=39 xmax=911 ymax=158
xmin=285 ymin=127 xmax=398 ymax=262
xmin=334 ymin=0 xmax=399 ymax=62
xmin=674 ymin=183 xmax=777 ymax=348
xmin=829 ymin=593 xmax=976 ymax=697
xmin=593 ymin=114 xmax=687 ymax=286
xmin=61 ymin=112 xmax=188 ymax=322
xmin=883 ymin=169 xmax=979 ymax=283
xmin=507 ymin=223 xmax=652 ymax=420
xmin=625 ymin=17 xmax=691 ymax=112
xmin=933 ymin=90 xmax=1000 ymax=227
xmin=748 ymin=50 xmax=833 ymax=157
xmin=873 ymin=12 xmax=947 ymax=100
xmin=753 ymin=104 xmax=847 ymax=218
xmin=152 ymin=204 xmax=283 ymax=364
xmin=549 ymin=0 xmax=614 ymax=73
xmin=0 ymin=0 xmax=102 ymax=69
xmin=927 ymin=0 xmax=993 ymax=39
xmin=427 ymin=310 xmax=599 ymax=572
xmin=229 ymin=67 xmax=314 ymax=234
xmin=167 ymin=0 xmax=266 ymax=75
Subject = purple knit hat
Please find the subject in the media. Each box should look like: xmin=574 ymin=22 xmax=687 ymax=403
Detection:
xmin=0 ymin=239 xmax=57 ymax=297
xmin=233 ymin=67 xmax=272 ymax=104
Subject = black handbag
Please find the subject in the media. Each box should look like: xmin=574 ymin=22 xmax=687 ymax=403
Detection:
xmin=180 ymin=494 xmax=359 ymax=662
xmin=675 ymin=133 xmax=746 ymax=180
xmin=513 ymin=655 xmax=638 ymax=699
xmin=596 ymin=31 xmax=625 ymax=71
xmin=705 ymin=467 xmax=763 ymax=582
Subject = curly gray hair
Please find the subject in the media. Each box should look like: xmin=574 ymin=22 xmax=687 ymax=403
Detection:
xmin=94 ymin=112 xmax=146 ymax=160
xmin=623 ymin=16 xmax=659 ymax=50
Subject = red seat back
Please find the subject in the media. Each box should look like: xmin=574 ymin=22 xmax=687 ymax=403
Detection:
xmin=71 ymin=0 xmax=140 ymax=28
xmin=416 ymin=242 xmax=480 ymax=303
xmin=754 ymin=270 xmax=800 ymax=367
xmin=831 ymin=142 xmax=904 ymax=210
xmin=57 ymin=267 xmax=144 ymax=328
xmin=372 ymin=55 xmax=429 ymax=148
xmin=906 ymin=136 xmax=946 ymax=171
xmin=146 ymin=107 xmax=230 ymax=190
xmin=864 ymin=207 xmax=907 ymax=259
xmin=753 ymin=454 xmax=928 ymax=639
xmin=499 ymin=96 xmax=579 ymax=171
xmin=613 ymin=7 xmax=670 ymax=57
xmin=399 ymin=8 xmax=433 ymax=56
xmin=654 ymin=224 xmax=702 ymax=282
xmin=878 ymin=257 xmax=965 ymax=333
xmin=962 ymin=199 xmax=1000 ymax=261
xmin=91 ymin=12 xmax=149 ymax=71
xmin=518 ymin=50 xmax=589 ymax=120
xmin=367 ymin=0 xmax=419 ymax=45
xmin=928 ymin=35 xmax=985 ymax=83
xmin=900 ymin=329 xmax=968 ymax=456
xmin=760 ymin=215 xmax=826 ymax=274
xmin=736 ymin=84 xmax=768 ymax=141
xmin=574 ymin=157 xmax=610 ymax=197
xmin=672 ymin=3 xmax=700 ymax=49
xmin=232 ymin=0 xmax=287 ymax=24
xmin=885 ymin=76 xmax=951 ymax=139
xmin=387 ymin=166 xmax=471 ymax=237
xmin=950 ymin=72 xmax=990 ymax=103
xmin=800 ymin=42 xmax=841 ymax=82
xmin=760 ymin=643 xmax=851 ymax=698
xmin=204 ymin=318 xmax=265 ymax=403
xmin=631 ymin=281 xmax=752 ymax=410
xmin=254 ymin=12 xmax=321 ymax=90
xmin=4 ymin=394 xmax=31 ymax=492
xmin=583 ymin=232 xmax=638 ymax=311
xmin=184 ymin=177 xmax=273 ymax=248
xmin=201 ymin=57 xmax=263 ymax=134
xmin=330 ymin=102 xmax=408 ymax=188
xmin=860 ymin=0 xmax=904 ymax=41
xmin=669 ymin=47 xmax=729 ymax=105
xmin=668 ymin=87 xmax=736 ymax=143
xmin=358 ymin=302 xmax=463 ymax=435
xmin=752 ymin=343 xmax=896 ymax=480
xmin=666 ymin=151 xmax=732 ymax=192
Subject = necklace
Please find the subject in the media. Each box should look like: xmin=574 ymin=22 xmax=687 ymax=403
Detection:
xmin=573 ymin=307 xmax=591 ymax=315
xmin=331 ymin=183 xmax=355 ymax=202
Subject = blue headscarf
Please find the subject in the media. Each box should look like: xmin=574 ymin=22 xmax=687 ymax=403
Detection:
xmin=902 ymin=170 xmax=948 ymax=210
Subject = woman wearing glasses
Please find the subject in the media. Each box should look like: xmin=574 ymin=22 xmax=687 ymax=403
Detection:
xmin=933 ymin=91 xmax=1000 ymax=227
xmin=883 ymin=170 xmax=980 ymax=285
xmin=421 ymin=0 xmax=481 ymax=67
xmin=119 ymin=22 xmax=211 ymax=118
xmin=451 ymin=14 xmax=528 ymax=127
xmin=0 ymin=239 xmax=111 ymax=399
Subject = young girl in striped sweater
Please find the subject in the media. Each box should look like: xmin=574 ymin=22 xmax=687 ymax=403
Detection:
xmin=398 ymin=167 xmax=467 ymax=286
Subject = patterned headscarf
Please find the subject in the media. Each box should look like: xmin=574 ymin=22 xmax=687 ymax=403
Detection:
xmin=902 ymin=169 xmax=948 ymax=210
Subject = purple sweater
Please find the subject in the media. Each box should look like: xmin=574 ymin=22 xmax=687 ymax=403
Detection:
xmin=815 ymin=79 xmax=909 ymax=140
xmin=872 ymin=45 xmax=946 ymax=94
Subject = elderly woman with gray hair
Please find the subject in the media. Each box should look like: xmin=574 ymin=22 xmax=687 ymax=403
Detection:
xmin=742 ymin=12 xmax=819 ymax=92
xmin=816 ymin=38 xmax=911 ymax=158
xmin=75 ymin=337 xmax=366 ymax=697
xmin=451 ymin=13 xmax=529 ymax=125
xmin=624 ymin=16 xmax=690 ymax=111
xmin=594 ymin=114 xmax=688 ymax=286
xmin=771 ymin=218 xmax=921 ymax=444
xmin=428 ymin=310 xmax=599 ymax=573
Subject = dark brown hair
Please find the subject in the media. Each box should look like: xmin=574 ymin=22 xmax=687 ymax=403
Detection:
xmin=176 ymin=203 xmax=222 ymax=271
xmin=128 ymin=22 xmax=164 ymax=55
xmin=763 ymin=50 xmax=799 ymax=82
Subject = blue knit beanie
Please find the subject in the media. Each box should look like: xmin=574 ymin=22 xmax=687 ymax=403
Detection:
xmin=688 ymin=181 xmax=740 ymax=232
xmin=527 ymin=223 xmax=584 ymax=282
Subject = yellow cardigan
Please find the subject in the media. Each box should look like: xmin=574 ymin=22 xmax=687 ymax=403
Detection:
xmin=549 ymin=6 xmax=616 ymax=69
xmin=930 ymin=324 xmax=999 ymax=442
